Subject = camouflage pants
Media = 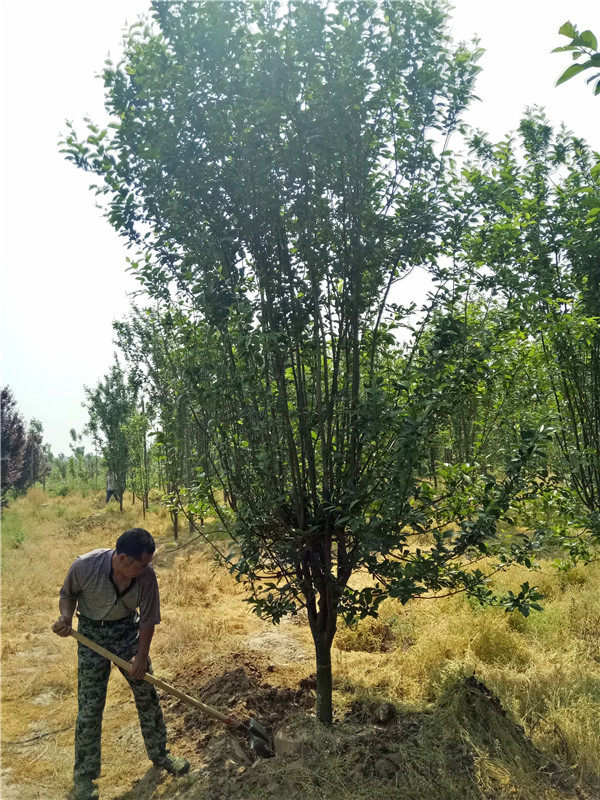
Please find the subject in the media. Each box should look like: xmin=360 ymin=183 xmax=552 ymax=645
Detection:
xmin=74 ymin=615 xmax=168 ymax=782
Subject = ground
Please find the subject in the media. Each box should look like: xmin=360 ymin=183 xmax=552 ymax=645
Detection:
xmin=1 ymin=489 xmax=599 ymax=800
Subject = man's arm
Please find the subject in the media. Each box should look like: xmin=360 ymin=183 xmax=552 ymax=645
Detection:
xmin=52 ymin=559 xmax=80 ymax=637
xmin=130 ymin=625 xmax=155 ymax=679
xmin=131 ymin=568 xmax=161 ymax=678
xmin=52 ymin=597 xmax=76 ymax=636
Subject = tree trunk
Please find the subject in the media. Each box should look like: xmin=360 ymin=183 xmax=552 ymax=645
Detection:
xmin=314 ymin=636 xmax=334 ymax=726
xmin=430 ymin=445 xmax=437 ymax=488
xmin=142 ymin=397 xmax=150 ymax=513
xmin=173 ymin=510 xmax=178 ymax=542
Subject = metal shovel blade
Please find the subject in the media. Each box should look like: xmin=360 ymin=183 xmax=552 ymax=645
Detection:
xmin=248 ymin=718 xmax=275 ymax=758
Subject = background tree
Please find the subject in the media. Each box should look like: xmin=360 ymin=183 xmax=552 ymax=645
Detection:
xmin=1 ymin=394 xmax=50 ymax=501
xmin=114 ymin=308 xmax=205 ymax=537
xmin=456 ymin=112 xmax=600 ymax=519
xmin=125 ymin=405 xmax=152 ymax=517
xmin=14 ymin=419 xmax=46 ymax=494
xmin=52 ymin=453 xmax=69 ymax=487
xmin=412 ymin=297 xmax=555 ymax=473
xmin=67 ymin=428 xmax=89 ymax=487
xmin=85 ymin=363 xmax=138 ymax=511
xmin=40 ymin=442 xmax=53 ymax=492
xmin=1 ymin=387 xmax=27 ymax=506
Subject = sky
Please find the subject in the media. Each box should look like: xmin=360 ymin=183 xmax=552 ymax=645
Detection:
xmin=1 ymin=0 xmax=598 ymax=455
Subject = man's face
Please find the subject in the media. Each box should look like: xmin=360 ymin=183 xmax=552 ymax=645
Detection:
xmin=117 ymin=551 xmax=154 ymax=579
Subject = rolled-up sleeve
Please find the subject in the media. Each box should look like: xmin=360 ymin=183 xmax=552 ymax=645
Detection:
xmin=59 ymin=559 xmax=82 ymax=604
xmin=139 ymin=569 xmax=161 ymax=628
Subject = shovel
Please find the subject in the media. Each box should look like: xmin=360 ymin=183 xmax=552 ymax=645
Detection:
xmin=69 ymin=629 xmax=275 ymax=758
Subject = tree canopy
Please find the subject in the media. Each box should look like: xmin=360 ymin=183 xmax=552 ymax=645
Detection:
xmin=64 ymin=0 xmax=597 ymax=724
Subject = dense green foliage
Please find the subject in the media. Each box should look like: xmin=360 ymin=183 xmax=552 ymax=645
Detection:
xmin=60 ymin=1 xmax=600 ymax=724
xmin=456 ymin=113 xmax=600 ymax=516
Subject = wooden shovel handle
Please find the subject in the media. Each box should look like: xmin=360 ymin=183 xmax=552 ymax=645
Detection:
xmin=69 ymin=628 xmax=236 ymax=726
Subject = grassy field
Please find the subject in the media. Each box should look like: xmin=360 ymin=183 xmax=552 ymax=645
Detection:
xmin=1 ymin=489 xmax=599 ymax=799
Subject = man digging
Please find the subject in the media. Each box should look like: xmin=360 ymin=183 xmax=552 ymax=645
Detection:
xmin=52 ymin=528 xmax=190 ymax=800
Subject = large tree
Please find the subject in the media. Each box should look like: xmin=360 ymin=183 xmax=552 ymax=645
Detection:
xmin=65 ymin=1 xmax=561 ymax=724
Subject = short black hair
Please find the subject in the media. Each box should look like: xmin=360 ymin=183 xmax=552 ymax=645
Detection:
xmin=116 ymin=528 xmax=156 ymax=560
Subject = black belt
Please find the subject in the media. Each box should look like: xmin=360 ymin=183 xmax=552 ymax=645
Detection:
xmin=78 ymin=613 xmax=137 ymax=628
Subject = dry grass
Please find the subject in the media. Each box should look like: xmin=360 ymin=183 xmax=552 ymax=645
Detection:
xmin=2 ymin=490 xmax=599 ymax=799
xmin=333 ymin=562 xmax=600 ymax=793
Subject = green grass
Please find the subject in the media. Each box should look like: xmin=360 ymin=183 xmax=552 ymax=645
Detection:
xmin=0 ymin=510 xmax=26 ymax=549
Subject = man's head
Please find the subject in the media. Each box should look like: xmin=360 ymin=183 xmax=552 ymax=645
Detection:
xmin=114 ymin=528 xmax=156 ymax=578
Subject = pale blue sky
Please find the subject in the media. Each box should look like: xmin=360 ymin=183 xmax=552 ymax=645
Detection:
xmin=1 ymin=0 xmax=598 ymax=454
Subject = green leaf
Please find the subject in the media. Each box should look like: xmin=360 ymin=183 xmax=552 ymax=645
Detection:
xmin=556 ymin=62 xmax=589 ymax=86
xmin=558 ymin=22 xmax=576 ymax=38
xmin=579 ymin=30 xmax=598 ymax=50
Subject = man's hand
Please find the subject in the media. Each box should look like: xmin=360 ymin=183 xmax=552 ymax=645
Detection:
xmin=52 ymin=615 xmax=72 ymax=637
xmin=129 ymin=654 xmax=149 ymax=680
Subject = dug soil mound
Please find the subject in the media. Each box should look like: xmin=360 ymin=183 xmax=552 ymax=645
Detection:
xmin=159 ymin=652 xmax=315 ymax=763
xmin=138 ymin=672 xmax=588 ymax=800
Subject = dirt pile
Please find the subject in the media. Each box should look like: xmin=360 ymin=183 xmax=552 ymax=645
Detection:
xmin=155 ymin=672 xmax=588 ymax=800
xmin=160 ymin=653 xmax=315 ymax=767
